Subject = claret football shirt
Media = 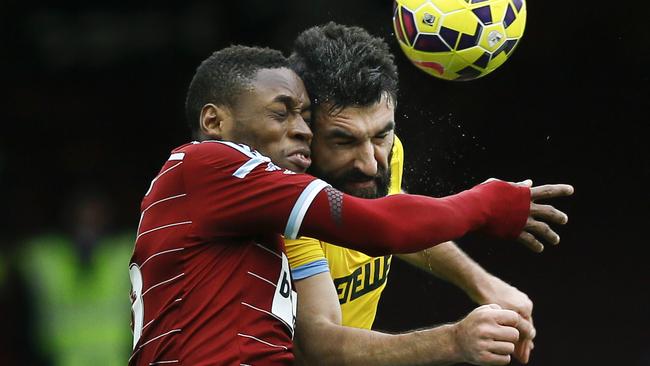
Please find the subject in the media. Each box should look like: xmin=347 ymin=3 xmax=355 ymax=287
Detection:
xmin=129 ymin=140 xmax=328 ymax=366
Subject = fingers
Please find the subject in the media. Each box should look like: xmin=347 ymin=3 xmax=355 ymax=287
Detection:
xmin=513 ymin=339 xmax=534 ymax=364
xmin=516 ymin=231 xmax=545 ymax=253
xmin=460 ymin=306 xmax=526 ymax=365
xmin=482 ymin=353 xmax=512 ymax=366
xmin=483 ymin=178 xmax=533 ymax=189
xmin=525 ymin=192 xmax=570 ymax=251
xmin=516 ymin=179 xmax=533 ymax=187
xmin=525 ymin=217 xmax=560 ymax=245
xmin=530 ymin=184 xmax=574 ymax=201
xmin=513 ymin=314 xmax=536 ymax=363
xmin=492 ymin=324 xmax=520 ymax=345
xmin=489 ymin=340 xmax=516 ymax=356
xmin=493 ymin=308 xmax=520 ymax=328
xmin=484 ymin=307 xmax=522 ymax=342
xmin=517 ymin=298 xmax=534 ymax=321
xmin=516 ymin=317 xmax=536 ymax=341
xmin=531 ymin=203 xmax=569 ymax=225
xmin=482 ymin=177 xmax=500 ymax=184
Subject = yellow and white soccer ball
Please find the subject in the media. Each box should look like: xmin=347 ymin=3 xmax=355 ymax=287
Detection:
xmin=393 ymin=0 xmax=527 ymax=81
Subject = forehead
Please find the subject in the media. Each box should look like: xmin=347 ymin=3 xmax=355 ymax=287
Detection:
xmin=315 ymin=96 xmax=395 ymax=134
xmin=248 ymin=67 xmax=309 ymax=105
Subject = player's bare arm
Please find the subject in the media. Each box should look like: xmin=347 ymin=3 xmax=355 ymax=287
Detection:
xmin=293 ymin=272 xmax=527 ymax=366
xmin=398 ymin=242 xmax=536 ymax=364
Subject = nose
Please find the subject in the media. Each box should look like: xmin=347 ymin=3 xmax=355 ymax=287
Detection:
xmin=290 ymin=115 xmax=313 ymax=145
xmin=353 ymin=141 xmax=378 ymax=177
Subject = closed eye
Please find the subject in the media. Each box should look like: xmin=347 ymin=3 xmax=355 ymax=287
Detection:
xmin=334 ymin=139 xmax=355 ymax=146
xmin=268 ymin=109 xmax=288 ymax=121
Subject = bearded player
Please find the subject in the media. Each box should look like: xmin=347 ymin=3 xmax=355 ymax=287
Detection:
xmin=286 ymin=23 xmax=552 ymax=365
xmin=128 ymin=45 xmax=572 ymax=365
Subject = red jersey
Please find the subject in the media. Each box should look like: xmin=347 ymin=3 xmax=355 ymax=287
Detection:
xmin=129 ymin=141 xmax=327 ymax=366
xmin=128 ymin=140 xmax=531 ymax=366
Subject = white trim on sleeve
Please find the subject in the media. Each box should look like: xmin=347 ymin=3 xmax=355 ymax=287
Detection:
xmin=284 ymin=179 xmax=330 ymax=240
xmin=233 ymin=156 xmax=271 ymax=178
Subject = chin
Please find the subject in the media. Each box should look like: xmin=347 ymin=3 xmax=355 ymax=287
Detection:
xmin=287 ymin=162 xmax=308 ymax=174
xmin=291 ymin=164 xmax=308 ymax=174
xmin=345 ymin=187 xmax=380 ymax=199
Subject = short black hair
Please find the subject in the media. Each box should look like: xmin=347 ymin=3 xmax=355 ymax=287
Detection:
xmin=289 ymin=22 xmax=398 ymax=114
xmin=185 ymin=45 xmax=289 ymax=138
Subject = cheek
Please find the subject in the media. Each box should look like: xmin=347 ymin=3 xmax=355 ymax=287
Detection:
xmin=310 ymin=140 xmax=329 ymax=161
xmin=312 ymin=152 xmax=350 ymax=178
xmin=261 ymin=141 xmax=287 ymax=162
xmin=253 ymin=124 xmax=285 ymax=146
xmin=377 ymin=144 xmax=392 ymax=168
xmin=235 ymin=127 xmax=285 ymax=159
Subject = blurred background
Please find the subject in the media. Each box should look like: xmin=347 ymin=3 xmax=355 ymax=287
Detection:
xmin=1 ymin=1 xmax=648 ymax=365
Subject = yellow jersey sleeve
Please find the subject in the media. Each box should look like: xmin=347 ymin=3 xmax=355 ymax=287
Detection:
xmin=286 ymin=236 xmax=330 ymax=280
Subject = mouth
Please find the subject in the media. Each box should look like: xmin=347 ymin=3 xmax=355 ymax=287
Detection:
xmin=286 ymin=148 xmax=311 ymax=172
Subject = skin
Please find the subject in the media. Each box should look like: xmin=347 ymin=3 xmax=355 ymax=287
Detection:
xmin=198 ymin=67 xmax=313 ymax=173
xmin=308 ymin=96 xmax=395 ymax=199
xmin=398 ymin=244 xmax=537 ymax=363
xmin=295 ymin=271 xmax=530 ymax=366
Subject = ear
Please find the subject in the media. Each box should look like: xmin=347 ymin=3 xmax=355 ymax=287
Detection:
xmin=199 ymin=103 xmax=232 ymax=140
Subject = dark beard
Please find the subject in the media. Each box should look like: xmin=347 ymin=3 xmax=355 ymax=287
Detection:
xmin=309 ymin=164 xmax=391 ymax=199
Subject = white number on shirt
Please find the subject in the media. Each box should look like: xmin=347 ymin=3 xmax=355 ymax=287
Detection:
xmin=129 ymin=264 xmax=144 ymax=349
xmin=272 ymin=253 xmax=298 ymax=335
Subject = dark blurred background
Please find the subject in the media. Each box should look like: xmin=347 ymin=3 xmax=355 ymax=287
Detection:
xmin=1 ymin=1 xmax=648 ymax=365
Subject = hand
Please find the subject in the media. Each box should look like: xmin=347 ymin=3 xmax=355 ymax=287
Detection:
xmin=513 ymin=319 xmax=535 ymax=364
xmin=452 ymin=304 xmax=523 ymax=366
xmin=477 ymin=276 xmax=536 ymax=364
xmin=516 ymin=179 xmax=574 ymax=252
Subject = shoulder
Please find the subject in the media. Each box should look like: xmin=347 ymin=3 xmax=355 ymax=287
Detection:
xmin=173 ymin=141 xmax=269 ymax=173
xmin=286 ymin=236 xmax=322 ymax=253
xmin=175 ymin=140 xmax=258 ymax=160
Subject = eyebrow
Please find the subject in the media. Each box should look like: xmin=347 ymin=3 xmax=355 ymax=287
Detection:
xmin=379 ymin=121 xmax=396 ymax=135
xmin=328 ymin=128 xmax=355 ymax=139
xmin=271 ymin=95 xmax=297 ymax=107
xmin=271 ymin=94 xmax=311 ymax=110
xmin=327 ymin=120 xmax=396 ymax=139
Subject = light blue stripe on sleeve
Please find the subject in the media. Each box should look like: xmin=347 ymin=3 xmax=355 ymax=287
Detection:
xmin=291 ymin=259 xmax=330 ymax=281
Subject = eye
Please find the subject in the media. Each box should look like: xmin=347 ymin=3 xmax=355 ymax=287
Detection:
xmin=334 ymin=139 xmax=354 ymax=146
xmin=270 ymin=110 xmax=288 ymax=121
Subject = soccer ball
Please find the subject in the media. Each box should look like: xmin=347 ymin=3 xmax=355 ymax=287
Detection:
xmin=392 ymin=0 xmax=527 ymax=81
